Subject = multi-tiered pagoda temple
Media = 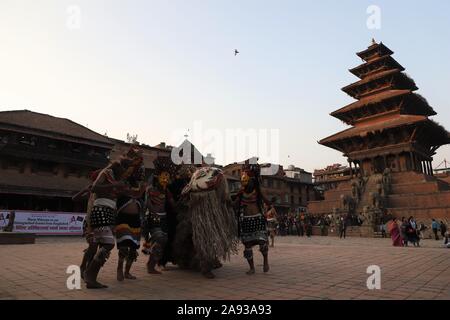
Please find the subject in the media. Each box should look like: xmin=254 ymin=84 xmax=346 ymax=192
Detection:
xmin=320 ymin=40 xmax=449 ymax=176
xmin=308 ymin=41 xmax=450 ymax=237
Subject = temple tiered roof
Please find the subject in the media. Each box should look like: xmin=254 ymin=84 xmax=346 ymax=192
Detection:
xmin=331 ymin=90 xmax=436 ymax=125
xmin=349 ymin=54 xmax=404 ymax=78
xmin=320 ymin=114 xmax=428 ymax=144
xmin=356 ymin=41 xmax=393 ymax=61
xmin=310 ymin=41 xmax=450 ymax=229
xmin=341 ymin=68 xmax=418 ymax=99
xmin=319 ymin=41 xmax=449 ymax=176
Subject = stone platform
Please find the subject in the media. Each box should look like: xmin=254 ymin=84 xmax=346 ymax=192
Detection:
xmin=0 ymin=232 xmax=36 ymax=245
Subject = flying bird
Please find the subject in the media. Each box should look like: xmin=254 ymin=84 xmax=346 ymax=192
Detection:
xmin=234 ymin=49 xmax=239 ymax=56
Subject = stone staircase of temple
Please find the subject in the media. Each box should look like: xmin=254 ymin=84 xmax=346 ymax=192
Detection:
xmin=307 ymin=178 xmax=353 ymax=215
xmin=309 ymin=170 xmax=450 ymax=236
xmin=386 ymin=172 xmax=450 ymax=223
xmin=372 ymin=231 xmax=385 ymax=238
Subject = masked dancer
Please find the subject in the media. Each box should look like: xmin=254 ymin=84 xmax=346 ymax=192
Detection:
xmin=72 ymin=174 xmax=98 ymax=281
xmin=174 ymin=166 xmax=238 ymax=278
xmin=115 ymin=147 xmax=147 ymax=281
xmin=145 ymin=156 xmax=177 ymax=274
xmin=83 ymin=158 xmax=131 ymax=289
xmin=235 ymin=159 xmax=271 ymax=275
xmin=159 ymin=164 xmax=196 ymax=269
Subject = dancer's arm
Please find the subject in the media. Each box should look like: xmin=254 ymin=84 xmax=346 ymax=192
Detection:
xmin=72 ymin=184 xmax=92 ymax=202
xmin=91 ymin=170 xmax=125 ymax=193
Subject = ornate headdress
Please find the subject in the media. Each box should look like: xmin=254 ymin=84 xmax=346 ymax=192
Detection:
xmin=122 ymin=146 xmax=144 ymax=166
xmin=153 ymin=156 xmax=178 ymax=177
xmin=181 ymin=166 xmax=224 ymax=194
xmin=177 ymin=164 xmax=197 ymax=179
xmin=242 ymin=158 xmax=261 ymax=179
xmin=120 ymin=146 xmax=144 ymax=180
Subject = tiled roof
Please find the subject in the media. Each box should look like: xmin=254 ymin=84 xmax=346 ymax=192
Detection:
xmin=356 ymin=42 xmax=393 ymax=60
xmin=331 ymin=90 xmax=411 ymax=116
xmin=342 ymin=69 xmax=401 ymax=92
xmin=0 ymin=110 xmax=112 ymax=146
xmin=320 ymin=115 xmax=428 ymax=144
xmin=349 ymin=55 xmax=404 ymax=78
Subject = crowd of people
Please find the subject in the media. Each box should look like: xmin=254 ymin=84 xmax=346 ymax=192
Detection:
xmin=266 ymin=211 xmax=334 ymax=238
xmin=271 ymin=211 xmax=368 ymax=240
xmin=388 ymin=216 xmax=448 ymax=247
xmin=266 ymin=209 xmax=449 ymax=249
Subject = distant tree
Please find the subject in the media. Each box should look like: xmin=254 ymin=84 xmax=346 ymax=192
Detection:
xmin=126 ymin=133 xmax=139 ymax=144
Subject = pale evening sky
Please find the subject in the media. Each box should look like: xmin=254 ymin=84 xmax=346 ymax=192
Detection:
xmin=0 ymin=0 xmax=449 ymax=172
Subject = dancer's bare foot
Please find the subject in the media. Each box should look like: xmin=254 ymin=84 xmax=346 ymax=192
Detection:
xmin=86 ymin=281 xmax=108 ymax=289
xmin=147 ymin=259 xmax=162 ymax=274
xmin=246 ymin=268 xmax=255 ymax=275
xmin=117 ymin=269 xmax=124 ymax=281
xmin=263 ymin=255 xmax=270 ymax=272
xmin=147 ymin=266 xmax=162 ymax=274
xmin=161 ymin=265 xmax=172 ymax=271
xmin=202 ymin=271 xmax=215 ymax=279
xmin=148 ymin=270 xmax=162 ymax=274
xmin=124 ymin=273 xmax=137 ymax=280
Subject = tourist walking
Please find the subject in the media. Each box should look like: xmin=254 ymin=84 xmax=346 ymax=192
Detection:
xmin=407 ymin=216 xmax=420 ymax=247
xmin=409 ymin=216 xmax=417 ymax=231
xmin=319 ymin=217 xmax=326 ymax=236
xmin=431 ymin=219 xmax=440 ymax=240
xmin=388 ymin=217 xmax=403 ymax=247
xmin=439 ymin=221 xmax=447 ymax=238
xmin=380 ymin=223 xmax=387 ymax=238
xmin=305 ymin=215 xmax=313 ymax=237
xmin=444 ymin=232 xmax=450 ymax=248
xmin=400 ymin=217 xmax=409 ymax=246
xmin=298 ymin=220 xmax=304 ymax=236
xmin=278 ymin=217 xmax=286 ymax=236
xmin=265 ymin=203 xmax=278 ymax=248
xmin=338 ymin=216 xmax=347 ymax=239
xmin=294 ymin=215 xmax=301 ymax=236
xmin=418 ymin=222 xmax=427 ymax=239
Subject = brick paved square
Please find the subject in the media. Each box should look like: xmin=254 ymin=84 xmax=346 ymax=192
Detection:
xmin=0 ymin=236 xmax=448 ymax=300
